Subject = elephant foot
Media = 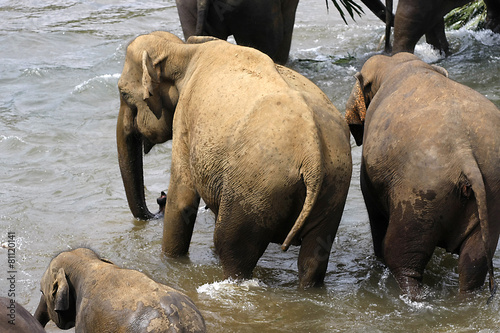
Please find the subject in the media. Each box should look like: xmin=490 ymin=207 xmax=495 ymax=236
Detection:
xmin=392 ymin=268 xmax=425 ymax=301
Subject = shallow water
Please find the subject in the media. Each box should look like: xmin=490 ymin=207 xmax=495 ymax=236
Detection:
xmin=1 ymin=0 xmax=500 ymax=332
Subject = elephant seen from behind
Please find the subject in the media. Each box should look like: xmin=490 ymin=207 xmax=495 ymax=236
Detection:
xmin=345 ymin=52 xmax=500 ymax=300
xmin=34 ymin=248 xmax=206 ymax=332
xmin=117 ymin=31 xmax=352 ymax=288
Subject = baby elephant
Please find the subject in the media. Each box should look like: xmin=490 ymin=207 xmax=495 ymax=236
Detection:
xmin=34 ymin=248 xmax=205 ymax=332
xmin=345 ymin=52 xmax=500 ymax=300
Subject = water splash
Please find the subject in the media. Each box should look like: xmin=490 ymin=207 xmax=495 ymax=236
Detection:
xmin=197 ymin=278 xmax=267 ymax=297
xmin=73 ymin=73 xmax=120 ymax=93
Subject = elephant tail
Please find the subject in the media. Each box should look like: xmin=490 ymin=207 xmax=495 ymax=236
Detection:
xmin=281 ymin=159 xmax=324 ymax=252
xmin=463 ymin=162 xmax=497 ymax=302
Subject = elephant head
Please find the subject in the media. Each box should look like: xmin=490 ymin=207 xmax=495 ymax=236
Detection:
xmin=345 ymin=53 xmax=448 ymax=146
xmin=34 ymin=254 xmax=77 ymax=329
xmin=117 ymin=32 xmax=195 ymax=219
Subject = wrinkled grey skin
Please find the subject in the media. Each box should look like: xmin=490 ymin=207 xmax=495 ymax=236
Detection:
xmin=0 ymin=297 xmax=45 ymax=333
xmin=390 ymin=0 xmax=500 ymax=55
xmin=345 ymin=52 xmax=500 ymax=300
xmin=175 ymin=0 xmax=392 ymax=64
xmin=117 ymin=31 xmax=352 ymax=288
xmin=34 ymin=248 xmax=206 ymax=333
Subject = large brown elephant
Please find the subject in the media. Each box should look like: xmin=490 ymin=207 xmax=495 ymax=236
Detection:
xmin=117 ymin=31 xmax=352 ymax=288
xmin=34 ymin=248 xmax=206 ymax=332
xmin=345 ymin=52 xmax=500 ymax=300
xmin=176 ymin=0 xmax=392 ymax=64
xmin=388 ymin=0 xmax=500 ymax=55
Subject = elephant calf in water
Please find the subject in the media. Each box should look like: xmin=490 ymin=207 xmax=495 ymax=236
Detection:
xmin=345 ymin=52 xmax=500 ymax=300
xmin=34 ymin=248 xmax=206 ymax=332
xmin=117 ymin=31 xmax=352 ymax=288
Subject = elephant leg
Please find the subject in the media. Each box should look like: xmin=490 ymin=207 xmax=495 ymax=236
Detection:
xmin=458 ymin=226 xmax=489 ymax=293
xmin=161 ymin=181 xmax=201 ymax=257
xmin=297 ymin=215 xmax=340 ymax=289
xmin=274 ymin=0 xmax=300 ymax=64
xmin=176 ymin=0 xmax=198 ymax=40
xmin=424 ymin=18 xmax=450 ymax=55
xmin=383 ymin=202 xmax=437 ymax=299
xmin=213 ymin=197 xmax=271 ymax=280
xmin=485 ymin=0 xmax=500 ymax=33
xmin=392 ymin=0 xmax=432 ymax=54
xmin=360 ymin=165 xmax=389 ymax=259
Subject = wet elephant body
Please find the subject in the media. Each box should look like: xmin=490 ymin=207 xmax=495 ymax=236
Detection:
xmin=345 ymin=52 xmax=500 ymax=299
xmin=117 ymin=32 xmax=352 ymax=288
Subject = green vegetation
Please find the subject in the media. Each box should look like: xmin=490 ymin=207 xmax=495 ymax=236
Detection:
xmin=444 ymin=0 xmax=487 ymax=30
xmin=328 ymin=0 xmax=365 ymax=24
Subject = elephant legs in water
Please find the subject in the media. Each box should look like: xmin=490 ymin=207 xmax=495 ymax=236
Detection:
xmin=381 ymin=201 xmax=438 ymax=299
xmin=213 ymin=196 xmax=271 ymax=281
xmin=162 ymin=181 xmax=201 ymax=257
xmin=458 ymin=227 xmax=489 ymax=293
xmin=360 ymin=165 xmax=389 ymax=259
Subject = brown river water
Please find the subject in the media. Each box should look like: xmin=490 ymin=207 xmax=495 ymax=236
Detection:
xmin=1 ymin=0 xmax=500 ymax=332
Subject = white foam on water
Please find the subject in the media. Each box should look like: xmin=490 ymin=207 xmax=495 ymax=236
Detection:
xmin=414 ymin=43 xmax=445 ymax=63
xmin=73 ymin=73 xmax=121 ymax=93
xmin=197 ymin=278 xmax=266 ymax=297
xmin=0 ymin=135 xmax=25 ymax=143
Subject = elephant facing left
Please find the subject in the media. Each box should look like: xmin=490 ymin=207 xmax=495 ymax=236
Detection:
xmin=117 ymin=31 xmax=352 ymax=288
xmin=34 ymin=248 xmax=206 ymax=333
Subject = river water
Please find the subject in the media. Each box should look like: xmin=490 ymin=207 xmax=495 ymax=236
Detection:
xmin=1 ymin=0 xmax=500 ymax=332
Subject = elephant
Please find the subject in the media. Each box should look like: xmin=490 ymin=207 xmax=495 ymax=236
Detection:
xmin=34 ymin=248 xmax=206 ymax=332
xmin=175 ymin=0 xmax=392 ymax=64
xmin=0 ymin=297 xmax=45 ymax=333
xmin=387 ymin=0 xmax=500 ymax=55
xmin=117 ymin=31 xmax=352 ymax=288
xmin=345 ymin=52 xmax=500 ymax=300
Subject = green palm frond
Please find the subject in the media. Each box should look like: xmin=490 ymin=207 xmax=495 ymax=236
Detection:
xmin=444 ymin=0 xmax=487 ymax=30
xmin=327 ymin=0 xmax=365 ymax=24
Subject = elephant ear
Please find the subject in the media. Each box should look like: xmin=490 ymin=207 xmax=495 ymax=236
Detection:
xmin=345 ymin=72 xmax=367 ymax=146
xmin=52 ymin=268 xmax=70 ymax=312
xmin=431 ymin=64 xmax=449 ymax=78
xmin=142 ymin=50 xmax=160 ymax=101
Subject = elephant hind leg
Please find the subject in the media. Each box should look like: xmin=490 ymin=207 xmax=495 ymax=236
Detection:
xmin=214 ymin=203 xmax=271 ymax=280
xmin=458 ymin=227 xmax=489 ymax=294
xmin=383 ymin=207 xmax=438 ymax=299
xmin=297 ymin=222 xmax=338 ymax=289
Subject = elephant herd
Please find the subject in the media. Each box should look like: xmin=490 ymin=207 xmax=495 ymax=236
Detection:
xmin=7 ymin=1 xmax=500 ymax=333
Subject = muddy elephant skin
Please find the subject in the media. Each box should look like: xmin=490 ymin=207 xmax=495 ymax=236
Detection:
xmin=345 ymin=52 xmax=500 ymax=300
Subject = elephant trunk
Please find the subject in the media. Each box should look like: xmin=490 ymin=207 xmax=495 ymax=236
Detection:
xmin=34 ymin=295 xmax=50 ymax=327
xmin=117 ymin=104 xmax=155 ymax=220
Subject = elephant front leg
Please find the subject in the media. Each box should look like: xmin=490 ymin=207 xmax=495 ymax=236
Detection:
xmin=162 ymin=182 xmax=200 ymax=257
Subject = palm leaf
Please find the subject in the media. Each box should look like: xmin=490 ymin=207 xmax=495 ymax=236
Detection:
xmin=327 ymin=0 xmax=365 ymax=24
xmin=444 ymin=0 xmax=487 ymax=30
